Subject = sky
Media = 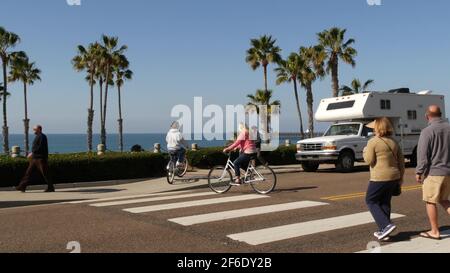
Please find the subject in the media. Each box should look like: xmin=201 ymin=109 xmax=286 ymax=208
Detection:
xmin=1 ymin=0 xmax=450 ymax=134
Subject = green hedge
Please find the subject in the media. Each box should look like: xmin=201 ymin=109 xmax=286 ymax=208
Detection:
xmin=0 ymin=146 xmax=298 ymax=187
xmin=0 ymin=152 xmax=167 ymax=188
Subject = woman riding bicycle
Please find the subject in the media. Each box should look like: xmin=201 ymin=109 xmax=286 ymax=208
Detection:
xmin=223 ymin=123 xmax=257 ymax=186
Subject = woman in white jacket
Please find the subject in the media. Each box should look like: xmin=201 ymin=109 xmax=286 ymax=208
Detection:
xmin=166 ymin=121 xmax=188 ymax=166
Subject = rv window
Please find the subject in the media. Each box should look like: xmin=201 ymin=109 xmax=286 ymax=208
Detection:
xmin=381 ymin=100 xmax=391 ymax=110
xmin=408 ymin=110 xmax=417 ymax=120
xmin=327 ymin=100 xmax=355 ymax=111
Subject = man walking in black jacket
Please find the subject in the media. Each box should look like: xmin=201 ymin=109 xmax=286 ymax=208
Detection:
xmin=16 ymin=125 xmax=54 ymax=192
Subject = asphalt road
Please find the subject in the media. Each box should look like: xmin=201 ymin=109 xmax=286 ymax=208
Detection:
xmin=0 ymin=166 xmax=449 ymax=253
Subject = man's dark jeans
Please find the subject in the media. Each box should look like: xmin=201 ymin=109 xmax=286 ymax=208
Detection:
xmin=18 ymin=159 xmax=53 ymax=191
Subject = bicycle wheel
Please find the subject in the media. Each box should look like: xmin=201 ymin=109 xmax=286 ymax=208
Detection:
xmin=166 ymin=161 xmax=176 ymax=184
xmin=208 ymin=166 xmax=233 ymax=194
xmin=250 ymin=165 xmax=277 ymax=194
xmin=177 ymin=158 xmax=189 ymax=177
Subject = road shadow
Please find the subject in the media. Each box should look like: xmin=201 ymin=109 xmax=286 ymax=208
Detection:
xmin=273 ymin=186 xmax=318 ymax=193
xmin=318 ymin=165 xmax=370 ymax=174
xmin=62 ymin=188 xmax=123 ymax=194
xmin=0 ymin=200 xmax=81 ymax=209
xmin=387 ymin=225 xmax=450 ymax=243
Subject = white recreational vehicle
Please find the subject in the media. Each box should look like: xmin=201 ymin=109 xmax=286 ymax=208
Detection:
xmin=296 ymin=88 xmax=446 ymax=172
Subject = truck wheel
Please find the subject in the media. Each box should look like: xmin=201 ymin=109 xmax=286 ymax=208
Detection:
xmin=302 ymin=162 xmax=320 ymax=172
xmin=336 ymin=151 xmax=355 ymax=173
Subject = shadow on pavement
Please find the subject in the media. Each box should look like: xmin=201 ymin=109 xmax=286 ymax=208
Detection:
xmin=387 ymin=225 xmax=450 ymax=243
xmin=62 ymin=188 xmax=123 ymax=194
xmin=273 ymin=186 xmax=318 ymax=193
xmin=0 ymin=200 xmax=81 ymax=209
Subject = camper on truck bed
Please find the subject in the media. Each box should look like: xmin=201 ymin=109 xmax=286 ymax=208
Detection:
xmin=296 ymin=88 xmax=446 ymax=172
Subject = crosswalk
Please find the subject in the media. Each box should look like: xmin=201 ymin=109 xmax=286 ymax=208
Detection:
xmin=75 ymin=189 xmax=449 ymax=252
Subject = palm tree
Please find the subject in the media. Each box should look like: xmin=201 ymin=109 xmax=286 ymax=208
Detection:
xmin=275 ymin=53 xmax=305 ymax=139
xmin=113 ymin=55 xmax=133 ymax=152
xmin=340 ymin=78 xmax=374 ymax=96
xmin=0 ymin=84 xmax=10 ymax=102
xmin=72 ymin=42 xmax=101 ymax=152
xmin=317 ymin=27 xmax=357 ymax=97
xmin=99 ymin=35 xmax=128 ymax=147
xmin=0 ymin=27 xmax=23 ymax=154
xmin=298 ymin=46 xmax=326 ymax=138
xmin=9 ymin=55 xmax=41 ymax=155
xmin=247 ymin=89 xmax=281 ymax=136
xmin=246 ymin=35 xmax=282 ymax=92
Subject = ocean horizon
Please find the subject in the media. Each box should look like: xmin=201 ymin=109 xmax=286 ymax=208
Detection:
xmin=5 ymin=133 xmax=304 ymax=154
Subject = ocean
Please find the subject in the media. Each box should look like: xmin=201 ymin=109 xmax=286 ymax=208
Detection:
xmin=6 ymin=133 xmax=303 ymax=154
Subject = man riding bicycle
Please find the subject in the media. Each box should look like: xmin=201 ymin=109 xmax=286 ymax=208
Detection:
xmin=166 ymin=121 xmax=188 ymax=168
xmin=223 ymin=123 xmax=257 ymax=186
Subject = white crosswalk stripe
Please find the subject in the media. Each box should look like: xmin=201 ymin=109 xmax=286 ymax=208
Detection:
xmin=90 ymin=192 xmax=216 ymax=207
xmin=123 ymin=194 xmax=269 ymax=213
xmin=67 ymin=190 xmax=194 ymax=204
xmin=168 ymin=201 xmax=329 ymax=226
xmin=358 ymin=229 xmax=450 ymax=253
xmin=82 ymin=190 xmax=433 ymax=251
xmin=227 ymin=212 xmax=405 ymax=246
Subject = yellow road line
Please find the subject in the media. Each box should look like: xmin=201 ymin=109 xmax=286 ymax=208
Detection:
xmin=322 ymin=185 xmax=423 ymax=201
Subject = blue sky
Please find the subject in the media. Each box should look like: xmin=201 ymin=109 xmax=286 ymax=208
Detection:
xmin=1 ymin=0 xmax=450 ymax=134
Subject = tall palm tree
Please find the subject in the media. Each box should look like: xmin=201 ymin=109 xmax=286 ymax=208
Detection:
xmin=317 ymin=27 xmax=357 ymax=97
xmin=246 ymin=35 xmax=282 ymax=92
xmin=0 ymin=27 xmax=22 ymax=154
xmin=9 ymin=55 xmax=41 ymax=155
xmin=113 ymin=55 xmax=133 ymax=152
xmin=340 ymin=78 xmax=374 ymax=96
xmin=298 ymin=46 xmax=326 ymax=138
xmin=0 ymin=84 xmax=10 ymax=102
xmin=275 ymin=53 xmax=305 ymax=139
xmin=247 ymin=89 xmax=281 ymax=135
xmin=99 ymin=35 xmax=128 ymax=147
xmin=72 ymin=42 xmax=101 ymax=152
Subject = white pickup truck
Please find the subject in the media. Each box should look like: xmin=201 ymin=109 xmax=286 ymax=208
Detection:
xmin=296 ymin=90 xmax=446 ymax=172
xmin=296 ymin=122 xmax=374 ymax=172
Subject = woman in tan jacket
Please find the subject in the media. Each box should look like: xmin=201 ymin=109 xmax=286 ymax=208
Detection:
xmin=364 ymin=117 xmax=405 ymax=241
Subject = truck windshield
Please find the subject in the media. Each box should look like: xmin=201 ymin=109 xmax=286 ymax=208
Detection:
xmin=324 ymin=124 xmax=361 ymax=136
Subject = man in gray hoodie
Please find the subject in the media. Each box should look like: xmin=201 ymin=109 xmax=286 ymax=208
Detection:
xmin=416 ymin=105 xmax=450 ymax=240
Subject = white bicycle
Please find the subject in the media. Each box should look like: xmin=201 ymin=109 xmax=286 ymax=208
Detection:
xmin=207 ymin=153 xmax=277 ymax=194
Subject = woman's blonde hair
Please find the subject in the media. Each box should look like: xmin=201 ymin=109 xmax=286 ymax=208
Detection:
xmin=239 ymin=123 xmax=249 ymax=133
xmin=374 ymin=117 xmax=394 ymax=137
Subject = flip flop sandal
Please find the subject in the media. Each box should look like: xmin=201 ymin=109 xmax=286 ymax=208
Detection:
xmin=419 ymin=232 xmax=441 ymax=240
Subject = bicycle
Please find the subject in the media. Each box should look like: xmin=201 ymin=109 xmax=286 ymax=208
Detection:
xmin=166 ymin=150 xmax=189 ymax=184
xmin=207 ymin=153 xmax=277 ymax=194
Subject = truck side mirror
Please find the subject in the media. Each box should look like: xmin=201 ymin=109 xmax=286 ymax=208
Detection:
xmin=367 ymin=132 xmax=374 ymax=138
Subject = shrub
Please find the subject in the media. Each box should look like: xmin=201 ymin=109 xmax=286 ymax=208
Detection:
xmin=0 ymin=152 xmax=167 ymax=188
xmin=0 ymin=146 xmax=298 ymax=187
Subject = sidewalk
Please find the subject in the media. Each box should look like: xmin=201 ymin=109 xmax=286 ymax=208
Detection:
xmin=0 ymin=164 xmax=308 ymax=207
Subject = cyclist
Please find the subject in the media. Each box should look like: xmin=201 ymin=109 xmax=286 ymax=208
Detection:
xmin=223 ymin=123 xmax=257 ymax=185
xmin=166 ymin=121 xmax=188 ymax=168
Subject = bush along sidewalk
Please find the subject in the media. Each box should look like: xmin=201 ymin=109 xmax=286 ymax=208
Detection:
xmin=0 ymin=146 xmax=298 ymax=187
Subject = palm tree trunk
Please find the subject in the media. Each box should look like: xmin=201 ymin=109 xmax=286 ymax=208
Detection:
xmin=306 ymin=83 xmax=314 ymax=138
xmin=293 ymin=79 xmax=305 ymax=139
xmin=117 ymin=85 xmax=123 ymax=152
xmin=263 ymin=64 xmax=268 ymax=92
xmin=87 ymin=74 xmax=94 ymax=152
xmin=2 ymin=60 xmax=9 ymax=154
xmin=23 ymin=82 xmax=30 ymax=155
xmin=102 ymin=66 xmax=110 ymax=147
xmin=331 ymin=57 xmax=339 ymax=98
xmin=99 ymin=77 xmax=104 ymax=147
